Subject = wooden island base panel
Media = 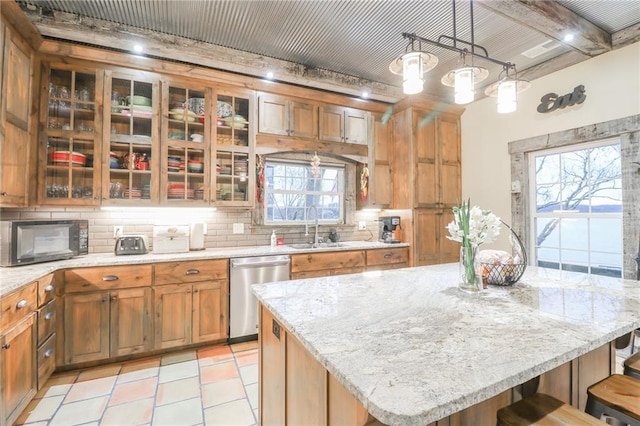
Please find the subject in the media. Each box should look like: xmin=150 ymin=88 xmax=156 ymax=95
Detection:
xmin=254 ymin=264 xmax=640 ymax=426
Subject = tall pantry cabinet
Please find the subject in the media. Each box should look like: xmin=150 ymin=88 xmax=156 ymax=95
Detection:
xmin=390 ymin=98 xmax=463 ymax=267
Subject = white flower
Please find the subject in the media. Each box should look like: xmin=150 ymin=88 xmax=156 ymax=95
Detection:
xmin=446 ymin=200 xmax=501 ymax=247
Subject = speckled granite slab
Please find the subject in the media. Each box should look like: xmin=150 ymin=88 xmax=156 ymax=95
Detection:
xmin=0 ymin=241 xmax=407 ymax=296
xmin=252 ymin=264 xmax=640 ymax=425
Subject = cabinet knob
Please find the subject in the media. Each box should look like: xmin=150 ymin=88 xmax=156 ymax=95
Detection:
xmin=0 ymin=191 xmax=7 ymax=196
xmin=16 ymin=300 xmax=28 ymax=309
xmin=44 ymin=349 xmax=53 ymax=358
xmin=2 ymin=343 xmax=10 ymax=350
xmin=185 ymin=269 xmax=200 ymax=275
xmin=102 ymin=275 xmax=119 ymax=281
xmin=111 ymin=295 xmax=117 ymax=301
xmin=45 ymin=312 xmax=53 ymax=320
xmin=44 ymin=284 xmax=54 ymax=292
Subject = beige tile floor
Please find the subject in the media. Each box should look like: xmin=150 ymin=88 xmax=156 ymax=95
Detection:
xmin=16 ymin=341 xmax=259 ymax=426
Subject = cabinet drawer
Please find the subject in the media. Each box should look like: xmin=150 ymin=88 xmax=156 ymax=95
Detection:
xmin=37 ymin=333 xmax=56 ymax=390
xmin=155 ymin=259 xmax=229 ymax=285
xmin=37 ymin=300 xmax=56 ymax=345
xmin=37 ymin=273 xmax=56 ymax=307
xmin=367 ymin=247 xmax=409 ymax=267
xmin=291 ymin=251 xmax=365 ymax=273
xmin=64 ymin=265 xmax=153 ymax=293
xmin=1 ymin=282 xmax=37 ymax=330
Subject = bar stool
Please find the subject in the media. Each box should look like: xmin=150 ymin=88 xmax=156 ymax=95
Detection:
xmin=625 ymin=351 xmax=640 ymax=379
xmin=497 ymin=393 xmax=604 ymax=425
xmin=585 ymin=374 xmax=640 ymax=426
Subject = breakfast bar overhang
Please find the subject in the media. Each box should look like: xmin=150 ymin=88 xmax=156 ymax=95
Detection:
xmin=253 ymin=264 xmax=640 ymax=425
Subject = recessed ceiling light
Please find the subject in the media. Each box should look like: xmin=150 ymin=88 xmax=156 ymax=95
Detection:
xmin=133 ymin=44 xmax=144 ymax=53
xmin=563 ymin=33 xmax=575 ymax=42
xmin=361 ymin=91 xmax=369 ymax=99
xmin=266 ymin=71 xmax=274 ymax=80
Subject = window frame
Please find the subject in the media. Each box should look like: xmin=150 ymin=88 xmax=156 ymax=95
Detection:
xmin=528 ymin=138 xmax=623 ymax=277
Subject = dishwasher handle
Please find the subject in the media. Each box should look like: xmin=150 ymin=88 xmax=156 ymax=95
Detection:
xmin=231 ymin=259 xmax=290 ymax=269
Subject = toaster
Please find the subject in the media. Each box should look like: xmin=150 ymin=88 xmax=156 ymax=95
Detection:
xmin=114 ymin=235 xmax=148 ymax=255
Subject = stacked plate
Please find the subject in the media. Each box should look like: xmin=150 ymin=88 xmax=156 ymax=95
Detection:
xmin=167 ymin=183 xmax=195 ymax=199
xmin=168 ymin=156 xmax=183 ymax=172
xmin=195 ymin=188 xmax=204 ymax=200
xmin=234 ymin=159 xmax=248 ymax=176
xmin=142 ymin=184 xmax=151 ymax=199
xmin=124 ymin=187 xmax=142 ymax=199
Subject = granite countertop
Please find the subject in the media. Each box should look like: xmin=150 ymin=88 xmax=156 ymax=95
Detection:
xmin=0 ymin=241 xmax=408 ymax=296
xmin=252 ymin=263 xmax=640 ymax=425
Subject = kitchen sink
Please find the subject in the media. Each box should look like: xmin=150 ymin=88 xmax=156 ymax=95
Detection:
xmin=288 ymin=242 xmax=346 ymax=250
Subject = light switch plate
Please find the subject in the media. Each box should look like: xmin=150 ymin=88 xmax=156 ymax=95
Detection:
xmin=233 ymin=223 xmax=244 ymax=234
xmin=358 ymin=221 xmax=367 ymax=230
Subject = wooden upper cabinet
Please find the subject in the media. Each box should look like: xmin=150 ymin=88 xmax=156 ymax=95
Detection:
xmin=319 ymin=105 xmax=369 ymax=145
xmin=258 ymin=94 xmax=316 ymax=139
xmin=0 ymin=26 xmax=32 ymax=207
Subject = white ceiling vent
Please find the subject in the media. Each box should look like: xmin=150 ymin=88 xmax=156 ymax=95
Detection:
xmin=521 ymin=40 xmax=562 ymax=59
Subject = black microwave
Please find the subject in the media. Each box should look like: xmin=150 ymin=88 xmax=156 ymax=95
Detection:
xmin=0 ymin=220 xmax=89 ymax=267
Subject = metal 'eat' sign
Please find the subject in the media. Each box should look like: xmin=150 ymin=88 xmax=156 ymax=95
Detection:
xmin=537 ymin=85 xmax=586 ymax=113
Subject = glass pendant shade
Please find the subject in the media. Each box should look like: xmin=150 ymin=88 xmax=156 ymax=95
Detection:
xmin=454 ymin=67 xmax=475 ymax=104
xmin=497 ymin=79 xmax=517 ymax=114
xmin=402 ymin=51 xmax=424 ymax=95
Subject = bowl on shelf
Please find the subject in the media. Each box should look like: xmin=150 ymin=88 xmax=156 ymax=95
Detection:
xmin=223 ymin=115 xmax=247 ymax=129
xmin=217 ymin=101 xmax=233 ymax=118
xmin=49 ymin=151 xmax=87 ymax=167
xmin=169 ymin=108 xmax=196 ymax=122
xmin=188 ymin=160 xmax=204 ymax=173
xmin=187 ymin=98 xmax=205 ymax=116
xmin=168 ymin=131 xmax=186 ymax=140
xmin=125 ymin=95 xmax=152 ymax=107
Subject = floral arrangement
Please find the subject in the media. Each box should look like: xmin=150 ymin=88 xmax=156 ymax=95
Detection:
xmin=446 ymin=200 xmax=501 ymax=290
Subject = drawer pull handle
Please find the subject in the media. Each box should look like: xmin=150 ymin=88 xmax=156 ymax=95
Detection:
xmin=44 ymin=285 xmax=54 ymax=292
xmin=185 ymin=269 xmax=200 ymax=275
xmin=2 ymin=343 xmax=9 ymax=350
xmin=44 ymin=312 xmax=53 ymax=320
xmin=102 ymin=275 xmax=119 ymax=281
xmin=16 ymin=300 xmax=28 ymax=309
xmin=384 ymin=253 xmax=393 ymax=259
xmin=44 ymin=349 xmax=53 ymax=358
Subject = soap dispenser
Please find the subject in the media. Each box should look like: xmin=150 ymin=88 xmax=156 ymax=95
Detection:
xmin=270 ymin=230 xmax=277 ymax=247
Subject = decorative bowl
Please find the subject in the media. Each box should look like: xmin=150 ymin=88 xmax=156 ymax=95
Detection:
xmin=224 ymin=115 xmax=247 ymax=129
xmin=187 ymin=98 xmax=205 ymax=116
xmin=125 ymin=95 xmax=152 ymax=107
xmin=217 ymin=101 xmax=233 ymax=118
xmin=49 ymin=151 xmax=87 ymax=167
xmin=188 ymin=160 xmax=204 ymax=173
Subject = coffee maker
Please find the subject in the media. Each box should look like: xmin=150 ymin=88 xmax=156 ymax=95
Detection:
xmin=379 ymin=216 xmax=401 ymax=243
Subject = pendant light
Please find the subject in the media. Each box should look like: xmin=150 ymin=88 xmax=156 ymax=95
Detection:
xmin=484 ymin=65 xmax=530 ymax=114
xmin=389 ymin=41 xmax=439 ymax=96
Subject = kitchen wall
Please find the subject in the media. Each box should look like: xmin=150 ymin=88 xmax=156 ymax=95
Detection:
xmin=0 ymin=207 xmax=381 ymax=253
xmin=461 ymin=41 xmax=640 ymax=221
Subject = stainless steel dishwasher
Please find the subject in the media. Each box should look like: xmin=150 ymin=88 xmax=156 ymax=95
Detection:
xmin=229 ymin=254 xmax=290 ymax=342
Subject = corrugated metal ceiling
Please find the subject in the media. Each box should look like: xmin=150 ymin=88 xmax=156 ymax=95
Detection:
xmin=20 ymin=0 xmax=636 ymax=100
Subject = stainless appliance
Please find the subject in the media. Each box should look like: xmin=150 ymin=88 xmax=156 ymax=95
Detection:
xmin=114 ymin=235 xmax=148 ymax=255
xmin=379 ymin=216 xmax=401 ymax=243
xmin=229 ymin=255 xmax=290 ymax=342
xmin=0 ymin=219 xmax=89 ymax=266
xmin=152 ymin=225 xmax=190 ymax=254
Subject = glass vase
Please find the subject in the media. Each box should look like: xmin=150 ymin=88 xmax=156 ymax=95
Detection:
xmin=459 ymin=244 xmax=482 ymax=293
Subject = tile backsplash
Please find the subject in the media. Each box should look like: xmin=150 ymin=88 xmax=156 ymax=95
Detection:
xmin=0 ymin=208 xmax=381 ymax=253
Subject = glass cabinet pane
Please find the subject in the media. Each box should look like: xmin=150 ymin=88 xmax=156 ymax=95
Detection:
xmin=45 ymin=136 xmax=95 ymax=200
xmin=167 ymin=147 xmax=206 ymax=201
xmin=216 ymin=151 xmax=249 ymax=202
xmin=106 ymin=75 xmax=156 ymax=203
xmin=48 ymin=69 xmax=96 ymax=133
xmin=216 ymin=94 xmax=249 ymax=147
xmin=168 ymin=86 xmax=206 ymax=143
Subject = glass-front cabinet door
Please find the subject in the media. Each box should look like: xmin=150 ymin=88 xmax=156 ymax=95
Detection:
xmin=214 ymin=89 xmax=254 ymax=206
xmin=162 ymin=81 xmax=211 ymax=204
xmin=103 ymin=70 xmax=159 ymax=204
xmin=40 ymin=66 xmax=100 ymax=205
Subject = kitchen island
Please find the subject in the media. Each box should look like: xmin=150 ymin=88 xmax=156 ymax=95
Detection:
xmin=252 ymin=263 xmax=640 ymax=425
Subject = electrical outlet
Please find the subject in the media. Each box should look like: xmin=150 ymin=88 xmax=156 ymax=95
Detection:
xmin=358 ymin=221 xmax=367 ymax=230
xmin=113 ymin=226 xmax=123 ymax=238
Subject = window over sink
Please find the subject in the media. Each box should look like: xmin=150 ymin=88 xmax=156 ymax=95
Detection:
xmin=264 ymin=159 xmax=344 ymax=225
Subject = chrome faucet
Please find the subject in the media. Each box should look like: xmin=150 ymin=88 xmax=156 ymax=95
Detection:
xmin=304 ymin=205 xmax=320 ymax=246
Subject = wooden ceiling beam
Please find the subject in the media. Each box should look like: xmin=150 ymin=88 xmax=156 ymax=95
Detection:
xmin=476 ymin=0 xmax=611 ymax=56
xmin=21 ymin=9 xmax=405 ymax=104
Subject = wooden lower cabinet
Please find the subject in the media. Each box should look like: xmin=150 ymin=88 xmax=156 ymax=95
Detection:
xmin=290 ymin=250 xmax=365 ymax=279
xmin=1 ymin=314 xmax=36 ymax=426
xmin=366 ymin=247 xmax=409 ymax=271
xmin=414 ymin=209 xmax=458 ymax=266
xmin=63 ymin=288 xmax=151 ymax=365
xmin=154 ymin=280 xmax=228 ymax=350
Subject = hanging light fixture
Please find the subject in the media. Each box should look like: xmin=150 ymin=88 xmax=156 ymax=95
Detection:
xmin=484 ymin=65 xmax=530 ymax=114
xmin=389 ymin=40 xmax=438 ymax=95
xmin=390 ymin=0 xmax=529 ymax=112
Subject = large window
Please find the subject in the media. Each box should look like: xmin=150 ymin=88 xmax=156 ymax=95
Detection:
xmin=264 ymin=159 xmax=344 ymax=225
xmin=529 ymin=140 xmax=622 ymax=277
